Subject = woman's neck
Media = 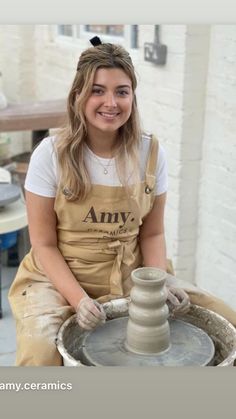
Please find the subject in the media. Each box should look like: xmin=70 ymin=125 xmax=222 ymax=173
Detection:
xmin=86 ymin=130 xmax=119 ymax=158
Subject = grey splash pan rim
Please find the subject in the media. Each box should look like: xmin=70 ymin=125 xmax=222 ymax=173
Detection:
xmin=0 ymin=183 xmax=21 ymax=207
xmin=56 ymin=301 xmax=236 ymax=367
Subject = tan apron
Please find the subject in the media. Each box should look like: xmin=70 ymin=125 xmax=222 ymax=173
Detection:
xmin=8 ymin=135 xmax=236 ymax=366
xmin=8 ymin=136 xmax=159 ymax=365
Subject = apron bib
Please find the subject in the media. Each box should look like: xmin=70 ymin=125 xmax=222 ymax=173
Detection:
xmin=8 ymin=136 xmax=159 ymax=365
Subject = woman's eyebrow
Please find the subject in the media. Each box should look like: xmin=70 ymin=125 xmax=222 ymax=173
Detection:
xmin=117 ymin=85 xmax=131 ymax=89
xmin=93 ymin=83 xmax=131 ymax=89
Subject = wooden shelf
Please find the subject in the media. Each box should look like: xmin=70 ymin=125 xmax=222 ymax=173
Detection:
xmin=0 ymin=99 xmax=67 ymax=132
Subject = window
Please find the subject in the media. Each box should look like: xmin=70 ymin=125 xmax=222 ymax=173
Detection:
xmin=57 ymin=25 xmax=80 ymax=38
xmin=57 ymin=25 xmax=138 ymax=49
xmin=130 ymin=25 xmax=138 ymax=48
xmin=84 ymin=25 xmax=124 ymax=37
xmin=58 ymin=25 xmax=73 ymax=37
xmin=57 ymin=25 xmax=124 ymax=40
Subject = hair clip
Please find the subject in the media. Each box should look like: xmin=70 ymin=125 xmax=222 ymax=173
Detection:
xmin=89 ymin=36 xmax=102 ymax=47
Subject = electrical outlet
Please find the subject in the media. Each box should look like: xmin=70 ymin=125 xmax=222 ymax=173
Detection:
xmin=144 ymin=42 xmax=167 ymax=65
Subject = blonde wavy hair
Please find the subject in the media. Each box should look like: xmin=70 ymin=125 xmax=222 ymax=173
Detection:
xmin=56 ymin=42 xmax=142 ymax=201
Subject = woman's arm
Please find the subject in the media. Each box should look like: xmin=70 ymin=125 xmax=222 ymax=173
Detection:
xmin=139 ymin=192 xmax=167 ymax=270
xmin=25 ymin=191 xmax=87 ymax=309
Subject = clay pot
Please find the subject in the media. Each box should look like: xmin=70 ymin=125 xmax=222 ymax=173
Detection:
xmin=125 ymin=267 xmax=170 ymax=354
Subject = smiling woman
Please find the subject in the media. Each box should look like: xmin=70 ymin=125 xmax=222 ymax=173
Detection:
xmin=8 ymin=36 xmax=235 ymax=367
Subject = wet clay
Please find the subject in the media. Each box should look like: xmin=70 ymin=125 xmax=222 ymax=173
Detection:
xmin=75 ymin=317 xmax=215 ymax=366
xmin=125 ymin=267 xmax=170 ymax=354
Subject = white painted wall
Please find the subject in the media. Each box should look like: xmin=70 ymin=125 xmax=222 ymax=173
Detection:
xmin=0 ymin=25 xmax=33 ymax=155
xmin=137 ymin=25 xmax=210 ymax=286
xmin=0 ymin=24 xmax=235 ymax=309
xmin=195 ymin=26 xmax=236 ymax=309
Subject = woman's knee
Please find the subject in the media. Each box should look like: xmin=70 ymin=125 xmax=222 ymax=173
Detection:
xmin=15 ymin=334 xmax=63 ymax=366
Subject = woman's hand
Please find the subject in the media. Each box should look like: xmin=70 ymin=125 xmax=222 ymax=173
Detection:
xmin=166 ymin=286 xmax=190 ymax=315
xmin=76 ymin=297 xmax=106 ymax=330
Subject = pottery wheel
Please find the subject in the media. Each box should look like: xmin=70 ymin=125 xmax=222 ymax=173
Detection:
xmin=0 ymin=184 xmax=21 ymax=207
xmin=78 ymin=317 xmax=215 ymax=366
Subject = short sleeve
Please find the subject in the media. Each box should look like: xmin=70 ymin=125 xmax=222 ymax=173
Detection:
xmin=24 ymin=137 xmax=58 ymax=197
xmin=155 ymin=143 xmax=168 ymax=195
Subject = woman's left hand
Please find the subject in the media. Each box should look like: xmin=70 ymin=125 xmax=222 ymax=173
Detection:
xmin=166 ymin=286 xmax=190 ymax=315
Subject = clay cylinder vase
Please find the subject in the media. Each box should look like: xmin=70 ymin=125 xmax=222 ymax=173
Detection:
xmin=125 ymin=267 xmax=170 ymax=354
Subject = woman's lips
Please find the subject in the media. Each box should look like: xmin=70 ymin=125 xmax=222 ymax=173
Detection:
xmin=98 ymin=112 xmax=120 ymax=119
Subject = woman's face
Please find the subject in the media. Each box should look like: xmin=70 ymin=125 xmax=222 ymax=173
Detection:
xmin=84 ymin=67 xmax=133 ymax=137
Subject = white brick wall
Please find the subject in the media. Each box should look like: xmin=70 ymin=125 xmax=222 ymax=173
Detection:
xmin=137 ymin=25 xmax=210 ymax=284
xmin=195 ymin=25 xmax=236 ymax=309
xmin=0 ymin=25 xmax=33 ymax=155
xmin=18 ymin=26 xmax=37 ymax=101
xmin=0 ymin=24 xmax=236 ymax=309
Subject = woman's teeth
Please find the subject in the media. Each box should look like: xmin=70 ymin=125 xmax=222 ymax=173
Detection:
xmin=99 ymin=112 xmax=118 ymax=118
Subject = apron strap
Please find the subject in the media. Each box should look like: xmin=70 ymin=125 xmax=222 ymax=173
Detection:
xmin=128 ymin=134 xmax=159 ymax=220
xmin=145 ymin=134 xmax=159 ymax=193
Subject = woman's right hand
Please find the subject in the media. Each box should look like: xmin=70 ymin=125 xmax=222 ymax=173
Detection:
xmin=76 ymin=297 xmax=106 ymax=330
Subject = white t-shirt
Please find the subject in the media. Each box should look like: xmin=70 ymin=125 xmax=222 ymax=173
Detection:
xmin=25 ymin=135 xmax=168 ymax=197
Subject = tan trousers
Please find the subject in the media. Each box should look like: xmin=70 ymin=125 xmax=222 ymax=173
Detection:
xmin=9 ymin=280 xmax=74 ymax=366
